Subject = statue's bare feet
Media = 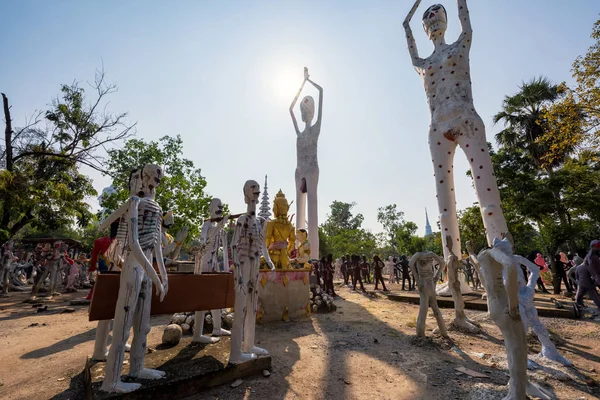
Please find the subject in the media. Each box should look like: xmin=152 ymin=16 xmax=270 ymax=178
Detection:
xmin=229 ymin=352 xmax=257 ymax=364
xmin=91 ymin=350 xmax=108 ymax=361
xmin=213 ymin=328 xmax=231 ymax=337
xmin=192 ymin=335 xmax=220 ymax=344
xmin=131 ymin=368 xmax=166 ymax=380
xmin=244 ymin=345 xmax=269 ymax=356
xmin=100 ymin=380 xmax=141 ymax=393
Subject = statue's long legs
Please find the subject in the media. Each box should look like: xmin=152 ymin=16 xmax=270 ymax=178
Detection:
xmin=306 ymin=171 xmax=319 ymax=259
xmin=229 ymin=258 xmax=256 ymax=364
xmin=416 ymin=291 xmax=429 ymax=337
xmin=129 ymin=274 xmax=163 ymax=379
xmin=295 ymin=178 xmax=307 ymax=231
xmin=429 ymin=292 xmax=448 ymax=337
xmin=31 ymin=268 xmax=49 ymax=298
xmin=242 ymin=261 xmax=266 ymax=354
xmin=93 ymin=320 xmax=111 ymax=360
xmin=460 ymin=126 xmax=508 ymax=245
xmin=101 ymin=264 xmax=144 ymax=392
xmin=430 ymin=137 xmax=461 ymax=258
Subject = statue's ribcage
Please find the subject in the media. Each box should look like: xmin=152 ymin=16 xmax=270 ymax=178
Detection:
xmin=236 ymin=225 xmax=262 ymax=260
xmin=138 ymin=199 xmax=162 ymax=251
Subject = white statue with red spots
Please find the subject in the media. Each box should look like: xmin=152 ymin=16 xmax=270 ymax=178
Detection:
xmin=404 ymin=0 xmax=508 ymax=258
xmin=99 ymin=164 xmax=168 ymax=393
xmin=290 ymin=67 xmax=323 ymax=260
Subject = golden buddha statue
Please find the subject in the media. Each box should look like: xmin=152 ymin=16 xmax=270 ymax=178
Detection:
xmin=265 ymin=190 xmax=296 ymax=269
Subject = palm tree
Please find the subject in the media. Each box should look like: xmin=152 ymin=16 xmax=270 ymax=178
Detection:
xmin=493 ymin=76 xmax=560 ymax=170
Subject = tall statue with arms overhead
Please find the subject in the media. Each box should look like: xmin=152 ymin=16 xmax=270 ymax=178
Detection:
xmin=290 ymin=67 xmax=323 ymax=260
xmin=403 ymin=1 xmax=508 ymax=257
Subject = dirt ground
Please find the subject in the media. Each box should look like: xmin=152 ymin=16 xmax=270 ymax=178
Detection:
xmin=0 ymin=281 xmax=599 ymax=400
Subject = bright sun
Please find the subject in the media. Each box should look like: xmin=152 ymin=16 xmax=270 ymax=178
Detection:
xmin=271 ymin=67 xmax=303 ymax=101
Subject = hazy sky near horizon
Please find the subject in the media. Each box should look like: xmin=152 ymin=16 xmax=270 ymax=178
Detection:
xmin=1 ymin=1 xmax=597 ymax=236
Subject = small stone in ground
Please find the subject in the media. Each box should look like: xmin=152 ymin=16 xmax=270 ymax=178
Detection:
xmin=162 ymin=324 xmax=182 ymax=345
xmin=263 ymin=370 xmax=271 ymax=377
xmin=230 ymin=379 xmax=243 ymax=388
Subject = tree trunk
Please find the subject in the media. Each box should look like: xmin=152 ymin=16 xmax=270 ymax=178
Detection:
xmin=2 ymin=93 xmax=13 ymax=172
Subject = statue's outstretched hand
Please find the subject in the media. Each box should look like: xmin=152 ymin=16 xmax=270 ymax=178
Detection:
xmin=304 ymin=67 xmax=309 ymax=81
xmin=163 ymin=280 xmax=169 ymax=297
xmin=403 ymin=0 xmax=421 ymax=28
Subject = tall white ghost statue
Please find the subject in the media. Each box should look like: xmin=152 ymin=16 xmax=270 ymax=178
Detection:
xmin=403 ymin=1 xmax=508 ymax=258
xmin=289 ymin=67 xmax=323 ymax=260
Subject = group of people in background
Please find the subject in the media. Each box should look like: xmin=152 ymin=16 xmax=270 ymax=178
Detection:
xmin=307 ymin=239 xmax=600 ymax=313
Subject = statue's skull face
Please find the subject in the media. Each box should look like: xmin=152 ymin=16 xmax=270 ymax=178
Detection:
xmin=243 ymin=180 xmax=260 ymax=206
xmin=300 ymin=96 xmax=315 ymax=123
xmin=139 ymin=164 xmax=163 ymax=199
xmin=209 ymin=198 xmax=224 ymax=219
xmin=162 ymin=210 xmax=174 ymax=228
xmin=422 ymin=4 xmax=447 ymax=39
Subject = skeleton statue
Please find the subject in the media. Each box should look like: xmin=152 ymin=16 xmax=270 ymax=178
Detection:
xmin=193 ymin=198 xmax=231 ymax=344
xmin=477 ymin=237 xmax=528 ymax=400
xmin=409 ymin=251 xmax=448 ymax=337
xmin=229 ymin=180 xmax=275 ymax=364
xmin=404 ymin=0 xmax=508 ymax=258
xmin=161 ymin=210 xmax=188 ymax=261
xmin=445 ymin=236 xmax=479 ymax=332
xmin=290 ymin=67 xmax=323 ymax=260
xmin=31 ymin=241 xmax=66 ymax=299
xmin=493 ymin=235 xmax=572 ymax=366
xmin=99 ymin=164 xmax=168 ymax=393
xmin=0 ymin=241 xmax=15 ymax=294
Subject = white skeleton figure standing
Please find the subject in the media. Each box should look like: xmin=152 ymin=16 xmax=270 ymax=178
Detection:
xmin=192 ymin=198 xmax=231 ymax=344
xmin=0 ymin=241 xmax=15 ymax=294
xmin=99 ymin=164 xmax=168 ymax=393
xmin=404 ymin=0 xmax=508 ymax=258
xmin=493 ymin=235 xmax=572 ymax=366
xmin=290 ymin=67 xmax=323 ymax=260
xmin=229 ymin=180 xmax=275 ymax=364
xmin=30 ymin=241 xmax=65 ymax=299
xmin=409 ymin=251 xmax=448 ymax=337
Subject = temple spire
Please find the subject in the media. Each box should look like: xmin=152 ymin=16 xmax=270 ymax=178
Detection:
xmin=425 ymin=208 xmax=433 ymax=236
xmin=259 ymin=174 xmax=272 ymax=220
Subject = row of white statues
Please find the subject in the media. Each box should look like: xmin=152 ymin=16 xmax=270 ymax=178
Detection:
xmin=97 ymin=165 xmax=274 ymax=392
xmin=91 ymin=1 xmax=562 ymax=397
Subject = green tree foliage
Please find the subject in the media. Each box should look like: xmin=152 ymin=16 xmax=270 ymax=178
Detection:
xmin=376 ymin=204 xmax=437 ymax=256
xmin=0 ymin=71 xmax=132 ymax=241
xmin=541 ymin=16 xmax=600 ymax=166
xmin=101 ymin=135 xmax=212 ymax=241
xmin=320 ymin=201 xmax=376 ymax=258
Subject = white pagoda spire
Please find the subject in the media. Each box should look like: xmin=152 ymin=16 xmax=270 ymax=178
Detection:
xmin=425 ymin=208 xmax=433 ymax=236
xmin=259 ymin=175 xmax=271 ymax=220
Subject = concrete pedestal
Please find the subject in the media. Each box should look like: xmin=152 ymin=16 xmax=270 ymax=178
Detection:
xmin=257 ymin=269 xmax=310 ymax=323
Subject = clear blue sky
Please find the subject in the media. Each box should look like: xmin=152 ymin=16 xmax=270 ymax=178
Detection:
xmin=1 ymin=1 xmax=597 ymax=236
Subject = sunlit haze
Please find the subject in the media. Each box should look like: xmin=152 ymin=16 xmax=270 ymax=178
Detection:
xmin=1 ymin=0 xmax=597 ymax=235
